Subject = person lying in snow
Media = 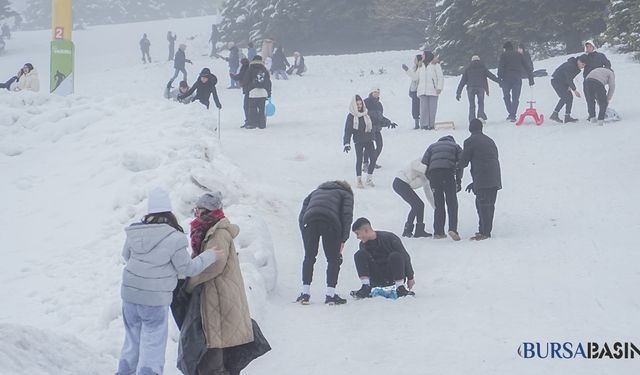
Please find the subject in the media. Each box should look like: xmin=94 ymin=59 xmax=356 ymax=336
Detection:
xmin=164 ymin=80 xmax=194 ymax=104
xmin=2 ymin=63 xmax=40 ymax=92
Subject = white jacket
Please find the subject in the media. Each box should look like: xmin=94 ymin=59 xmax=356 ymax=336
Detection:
xmin=397 ymin=159 xmax=435 ymax=208
xmin=407 ymin=63 xmax=444 ymax=96
xmin=16 ymin=69 xmax=40 ymax=92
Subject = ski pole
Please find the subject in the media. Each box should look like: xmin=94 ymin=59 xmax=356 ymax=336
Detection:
xmin=217 ymin=108 xmax=221 ymax=143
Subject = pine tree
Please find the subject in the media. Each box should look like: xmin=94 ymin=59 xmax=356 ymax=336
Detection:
xmin=431 ymin=0 xmax=477 ymax=74
xmin=0 ymin=0 xmax=16 ymax=20
xmin=605 ymin=0 xmax=640 ymax=59
xmin=539 ymin=0 xmax=608 ymax=53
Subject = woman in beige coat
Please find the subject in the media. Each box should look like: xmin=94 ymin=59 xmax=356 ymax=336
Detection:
xmin=186 ymin=192 xmax=253 ymax=374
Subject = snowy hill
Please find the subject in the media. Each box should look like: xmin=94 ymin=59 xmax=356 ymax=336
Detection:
xmin=1 ymin=16 xmax=639 ymax=375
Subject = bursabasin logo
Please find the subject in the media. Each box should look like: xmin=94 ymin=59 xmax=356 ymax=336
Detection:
xmin=518 ymin=342 xmax=640 ymax=359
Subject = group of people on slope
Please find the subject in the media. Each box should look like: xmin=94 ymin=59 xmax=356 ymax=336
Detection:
xmin=116 ymin=189 xmax=269 ymax=375
xmin=0 ymin=63 xmax=40 ymax=92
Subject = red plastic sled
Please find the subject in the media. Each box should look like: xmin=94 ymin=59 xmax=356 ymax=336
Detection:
xmin=516 ymin=101 xmax=544 ymax=126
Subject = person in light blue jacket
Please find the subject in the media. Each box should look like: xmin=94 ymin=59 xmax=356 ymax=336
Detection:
xmin=116 ymin=187 xmax=223 ymax=375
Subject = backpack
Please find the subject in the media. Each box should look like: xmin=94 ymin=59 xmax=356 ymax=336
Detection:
xmin=252 ymin=69 xmax=267 ymax=89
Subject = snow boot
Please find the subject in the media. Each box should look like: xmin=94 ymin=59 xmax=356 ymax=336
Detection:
xmin=365 ymin=174 xmax=375 ymax=187
xmin=433 ymin=233 xmax=447 ymax=239
xmin=564 ymin=114 xmax=578 ymax=123
xmin=356 ymin=176 xmax=364 ymax=189
xmin=350 ymin=284 xmax=372 ymax=299
xmin=598 ymin=120 xmax=604 ymax=126
xmin=402 ymin=223 xmax=414 ymax=238
xmin=414 ymin=118 xmax=420 ymax=129
xmin=448 ymin=230 xmax=461 ymax=241
xmin=470 ymin=233 xmax=491 ymax=241
xmin=413 ymin=223 xmax=432 ymax=238
xmin=549 ymin=111 xmax=562 ymax=123
xmin=325 ymin=294 xmax=347 ymax=305
xmin=396 ymin=285 xmax=415 ymax=297
xmin=295 ymin=293 xmax=310 ymax=305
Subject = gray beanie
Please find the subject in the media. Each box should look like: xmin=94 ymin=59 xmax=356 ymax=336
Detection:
xmin=196 ymin=192 xmax=223 ymax=211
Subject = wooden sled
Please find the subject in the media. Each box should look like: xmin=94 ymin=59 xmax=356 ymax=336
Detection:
xmin=434 ymin=121 xmax=455 ymax=130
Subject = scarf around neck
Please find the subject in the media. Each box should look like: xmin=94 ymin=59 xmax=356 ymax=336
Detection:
xmin=190 ymin=209 xmax=225 ymax=257
xmin=349 ymin=96 xmax=372 ymax=132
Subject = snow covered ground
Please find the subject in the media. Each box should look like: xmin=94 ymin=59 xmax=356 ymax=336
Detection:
xmin=1 ymin=16 xmax=639 ymax=375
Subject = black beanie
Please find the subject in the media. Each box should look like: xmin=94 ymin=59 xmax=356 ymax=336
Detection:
xmin=199 ymin=68 xmax=211 ymax=77
xmin=252 ymin=55 xmax=263 ymax=61
xmin=469 ymin=118 xmax=483 ymax=133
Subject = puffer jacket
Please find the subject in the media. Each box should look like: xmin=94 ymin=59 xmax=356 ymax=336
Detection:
xmin=121 ymin=223 xmax=215 ymax=306
xmin=406 ymin=62 xmax=444 ymax=96
xmin=422 ymin=135 xmax=464 ymax=180
xmin=343 ymin=114 xmax=374 ymax=145
xmin=186 ymin=218 xmax=253 ymax=348
xmin=299 ymin=181 xmax=354 ymax=242
xmin=17 ymin=69 xmax=40 ymax=92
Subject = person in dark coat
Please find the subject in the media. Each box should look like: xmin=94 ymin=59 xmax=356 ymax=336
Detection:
xmin=422 ymin=135 xmax=464 ymax=240
xmin=350 ymin=217 xmax=416 ymax=299
xmin=517 ymin=43 xmax=534 ymax=79
xmin=343 ymin=95 xmax=376 ymax=188
xmin=582 ymin=40 xmax=612 ymax=118
xmin=247 ymin=42 xmax=257 ymax=61
xmin=549 ymin=55 xmax=586 ymax=123
xmin=271 ymin=46 xmax=290 ymax=80
xmin=287 ymin=51 xmax=306 ymax=76
xmin=242 ymin=56 xmax=272 ymax=129
xmin=498 ymin=42 xmax=534 ymax=122
xmin=179 ymin=68 xmax=222 ymax=109
xmin=168 ymin=43 xmax=192 ymax=88
xmin=297 ymin=180 xmax=354 ymax=305
xmin=226 ymin=42 xmax=241 ymax=88
xmin=209 ymin=24 xmax=219 ymax=57
xmin=456 ymin=55 xmax=501 ymax=122
xmin=459 ymin=119 xmax=501 ymax=240
xmin=231 ymin=58 xmax=251 ymax=128
xmin=140 ymin=33 xmax=152 ymax=63
xmin=363 ymin=88 xmax=397 ymax=170
xmin=167 ymin=31 xmax=177 ymax=61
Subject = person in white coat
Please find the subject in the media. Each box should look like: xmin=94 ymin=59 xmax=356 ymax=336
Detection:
xmin=405 ymin=51 xmax=444 ymax=130
xmin=392 ymin=159 xmax=435 ymax=238
xmin=14 ymin=63 xmax=40 ymax=92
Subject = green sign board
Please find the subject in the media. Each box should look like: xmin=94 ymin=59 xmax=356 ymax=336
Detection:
xmin=50 ymin=39 xmax=74 ymax=95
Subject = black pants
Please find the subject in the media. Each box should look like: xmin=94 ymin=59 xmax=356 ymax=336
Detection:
xmin=501 ymin=77 xmax=522 ymax=117
xmin=141 ymin=49 xmax=151 ymax=63
xmin=354 ymin=250 xmax=404 ymax=287
xmin=363 ymin=132 xmax=383 ymax=164
xmin=409 ymin=90 xmax=420 ymax=120
xmin=0 ymin=76 xmax=17 ymax=90
xmin=355 ymin=142 xmax=376 ymax=176
xmin=198 ymin=348 xmax=226 ymax=374
xmin=584 ymin=79 xmax=608 ymax=120
xmin=475 ymin=188 xmax=498 ymax=237
xmin=243 ymin=94 xmax=249 ymax=125
xmin=301 ymin=221 xmax=342 ymax=288
xmin=248 ymin=97 xmax=266 ymax=128
xmin=392 ymin=177 xmax=424 ymax=224
xmin=428 ymin=169 xmax=458 ymax=235
xmin=551 ymin=79 xmax=573 ymax=114
xmin=467 ymin=86 xmax=486 ymax=121
xmin=168 ymin=67 xmax=187 ymax=87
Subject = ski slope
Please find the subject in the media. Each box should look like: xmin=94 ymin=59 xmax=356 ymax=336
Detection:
xmin=1 ymin=16 xmax=639 ymax=375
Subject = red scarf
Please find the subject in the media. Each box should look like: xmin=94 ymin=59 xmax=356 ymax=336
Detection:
xmin=190 ymin=209 xmax=225 ymax=257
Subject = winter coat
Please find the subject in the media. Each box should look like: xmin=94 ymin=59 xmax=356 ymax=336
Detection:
xmin=407 ymin=62 xmax=444 ymax=96
xmin=174 ymin=48 xmax=191 ymax=69
xmin=140 ymin=37 xmax=150 ymax=52
xmin=364 ymin=95 xmax=392 ymax=132
xmin=291 ymin=55 xmax=305 ymax=72
xmin=456 ymin=60 xmax=500 ymax=96
xmin=359 ymin=231 xmax=415 ymax=280
xmin=299 ymin=181 xmax=354 ymax=242
xmin=422 ymin=135 xmax=464 ymax=181
xmin=459 ymin=131 xmax=502 ymax=190
xmin=181 ymin=72 xmax=221 ymax=109
xmin=16 ymin=69 xmax=40 ymax=92
xmin=397 ymin=159 xmax=434 ymax=208
xmin=498 ymin=50 xmax=533 ymax=82
xmin=519 ymin=50 xmax=534 ymax=79
xmin=186 ymin=218 xmax=254 ymax=349
xmin=404 ymin=68 xmax=420 ymax=92
xmin=228 ymin=46 xmax=240 ymax=72
xmin=551 ymin=57 xmax=581 ymax=90
xmin=231 ymin=62 xmax=250 ymax=94
xmin=343 ymin=114 xmax=374 ymax=145
xmin=243 ymin=61 xmax=272 ymax=98
xmin=121 ymin=223 xmax=215 ymax=306
xmin=586 ymin=67 xmax=616 ymax=101
xmin=247 ymin=47 xmax=257 ymax=61
xmin=583 ymin=50 xmax=611 ymax=78
xmin=271 ymin=48 xmax=290 ymax=71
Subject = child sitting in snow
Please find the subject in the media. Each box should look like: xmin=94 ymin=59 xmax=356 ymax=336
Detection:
xmin=164 ymin=80 xmax=194 ymax=104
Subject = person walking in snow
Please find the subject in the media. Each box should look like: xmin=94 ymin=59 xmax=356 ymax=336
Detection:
xmin=167 ymin=31 xmax=177 ymax=61
xmin=584 ymin=67 xmax=615 ymax=126
xmin=179 ymin=68 xmax=222 ymax=110
xmin=363 ymin=87 xmax=397 ymax=171
xmin=459 ymin=119 xmax=502 ymax=241
xmin=209 ymin=24 xmax=219 ymax=57
xmin=242 ymin=55 xmax=272 ymax=129
xmin=549 ymin=55 xmax=587 ymax=123
xmin=13 ymin=63 xmax=39 ymax=92
xmin=164 ymin=80 xmax=194 ymax=104
xmin=343 ymin=95 xmax=376 ymax=188
xmin=140 ymin=33 xmax=152 ymax=63
xmin=231 ymin=58 xmax=251 ymax=128
xmin=406 ymin=51 xmax=444 ymax=130
xmin=116 ymin=188 xmax=221 ymax=375
xmin=287 ymin=51 xmax=306 ymax=76
xmin=297 ymin=180 xmax=354 ymax=305
xmin=271 ymin=46 xmax=290 ymax=80
xmin=422 ymin=135 xmax=464 ymax=241
xmin=402 ymin=54 xmax=423 ymax=129
xmin=226 ymin=42 xmax=241 ymax=88
xmin=498 ymin=41 xmax=534 ymax=122
xmin=393 ymin=159 xmax=434 ymax=238
xmin=350 ymin=217 xmax=416 ymax=299
xmin=455 ymin=55 xmax=501 ymax=122
xmin=167 ymin=43 xmax=192 ymax=88
xmin=247 ymin=42 xmax=257 ymax=61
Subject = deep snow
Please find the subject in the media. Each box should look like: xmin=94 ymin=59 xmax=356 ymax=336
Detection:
xmin=1 ymin=15 xmax=639 ymax=375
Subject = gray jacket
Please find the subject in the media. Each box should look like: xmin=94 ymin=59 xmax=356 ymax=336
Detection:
xmin=586 ymin=67 xmax=615 ymax=101
xmin=121 ymin=223 xmax=216 ymax=306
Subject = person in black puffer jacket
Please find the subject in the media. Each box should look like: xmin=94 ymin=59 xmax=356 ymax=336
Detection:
xmin=362 ymin=88 xmax=397 ymax=171
xmin=343 ymin=95 xmax=376 ymax=188
xmin=179 ymin=68 xmax=221 ymax=109
xmin=422 ymin=135 xmax=464 ymax=240
xmin=498 ymin=42 xmax=534 ymax=121
xmin=296 ymin=180 xmax=354 ymax=305
xmin=549 ymin=55 xmax=587 ymax=123
xmin=456 ymin=55 xmax=500 ymax=122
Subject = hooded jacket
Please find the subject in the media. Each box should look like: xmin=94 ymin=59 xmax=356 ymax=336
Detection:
xmin=551 ymin=57 xmax=581 ymax=91
xmin=16 ymin=68 xmax=40 ymax=92
xmin=459 ymin=128 xmax=502 ymax=190
xmin=422 ymin=135 xmax=464 ymax=181
xmin=364 ymin=94 xmax=392 ymax=132
xmin=406 ymin=61 xmax=444 ymax=96
xmin=498 ymin=50 xmax=533 ymax=82
xmin=121 ymin=223 xmax=215 ymax=306
xmin=456 ymin=60 xmax=499 ymax=96
xmin=243 ymin=61 xmax=272 ymax=98
xmin=583 ymin=41 xmax=611 ymax=77
xmin=181 ymin=68 xmax=221 ymax=109
xmin=299 ymin=181 xmax=354 ymax=242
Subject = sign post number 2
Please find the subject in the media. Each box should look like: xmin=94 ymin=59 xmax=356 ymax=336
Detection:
xmin=55 ymin=27 xmax=64 ymax=40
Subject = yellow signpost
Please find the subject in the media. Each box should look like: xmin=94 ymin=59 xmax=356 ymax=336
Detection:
xmin=50 ymin=0 xmax=74 ymax=95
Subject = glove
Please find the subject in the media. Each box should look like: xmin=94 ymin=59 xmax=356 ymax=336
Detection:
xmin=456 ymin=182 xmax=462 ymax=193
xmin=401 ymin=64 xmax=408 ymax=71
xmin=343 ymin=145 xmax=351 ymax=153
xmin=529 ymin=78 xmax=535 ymax=86
xmin=465 ymin=183 xmax=474 ymax=193
xmin=390 ymin=122 xmax=397 ymax=129
xmin=456 ymin=94 xmax=461 ymax=101
xmin=216 ymin=103 xmax=222 ymax=110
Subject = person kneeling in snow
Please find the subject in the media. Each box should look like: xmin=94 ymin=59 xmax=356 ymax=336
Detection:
xmin=116 ymin=188 xmax=222 ymax=375
xmin=350 ymin=218 xmax=416 ymax=299
xmin=180 ymin=68 xmax=222 ymax=109
xmin=164 ymin=80 xmax=194 ymax=104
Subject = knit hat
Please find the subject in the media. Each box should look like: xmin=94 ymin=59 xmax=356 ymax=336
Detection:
xmin=469 ymin=118 xmax=483 ymax=133
xmin=471 ymin=55 xmax=480 ymax=61
xmin=199 ymin=68 xmax=211 ymax=77
xmin=252 ymin=55 xmax=263 ymax=61
xmin=148 ymin=187 xmax=172 ymax=214
xmin=423 ymin=51 xmax=434 ymax=63
xmin=196 ymin=192 xmax=223 ymax=211
xmin=370 ymin=87 xmax=380 ymax=94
